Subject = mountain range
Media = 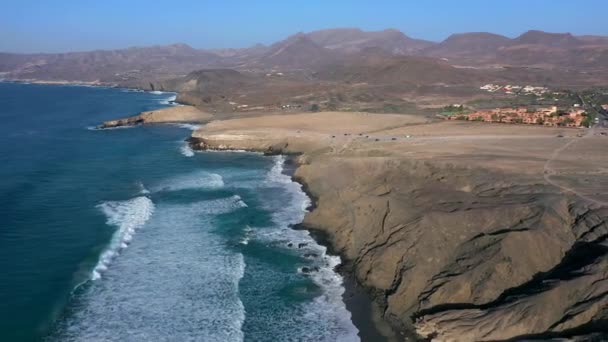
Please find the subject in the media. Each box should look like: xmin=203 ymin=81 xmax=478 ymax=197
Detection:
xmin=1 ymin=28 xmax=607 ymax=85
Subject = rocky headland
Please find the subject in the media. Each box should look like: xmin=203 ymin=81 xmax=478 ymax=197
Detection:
xmin=187 ymin=112 xmax=608 ymax=341
xmin=99 ymin=105 xmax=212 ymax=129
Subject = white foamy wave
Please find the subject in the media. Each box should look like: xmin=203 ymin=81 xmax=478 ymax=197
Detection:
xmin=238 ymin=226 xmax=254 ymax=245
xmin=92 ymin=196 xmax=155 ymax=280
xmin=159 ymin=94 xmax=177 ymax=105
xmin=151 ymin=171 xmax=224 ymax=192
xmin=251 ymin=155 xmax=359 ymax=341
xmin=267 ymin=155 xmax=311 ymax=217
xmin=267 ymin=155 xmax=290 ymax=184
xmin=174 ymin=123 xmax=201 ymax=131
xmin=180 ymin=142 xmax=194 ymax=157
xmin=193 ymin=195 xmax=247 ymax=214
xmin=149 ymin=90 xmax=165 ymax=95
xmin=136 ymin=181 xmax=150 ymax=195
xmin=52 ymin=197 xmax=246 ymax=342
xmin=305 ymin=254 xmax=359 ymax=342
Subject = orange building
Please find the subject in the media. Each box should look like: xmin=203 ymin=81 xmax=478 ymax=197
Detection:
xmin=447 ymin=106 xmax=586 ymax=127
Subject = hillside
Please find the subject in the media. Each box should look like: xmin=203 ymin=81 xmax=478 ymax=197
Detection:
xmin=0 ymin=44 xmax=220 ymax=83
xmin=423 ymin=32 xmax=512 ymax=63
xmin=1 ymin=28 xmax=606 ymax=98
xmin=306 ymin=28 xmax=435 ymax=54
xmin=422 ymin=30 xmax=608 ymax=70
xmin=316 ymin=49 xmax=480 ymax=85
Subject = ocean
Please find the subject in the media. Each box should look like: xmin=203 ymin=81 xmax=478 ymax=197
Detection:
xmin=0 ymin=82 xmax=359 ymax=341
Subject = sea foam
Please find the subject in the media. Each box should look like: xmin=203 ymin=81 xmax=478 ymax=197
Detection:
xmin=159 ymin=94 xmax=177 ymax=105
xmin=150 ymin=171 xmax=224 ymax=192
xmin=51 ymin=194 xmax=247 ymax=342
xmin=180 ymin=141 xmax=195 ymax=157
xmin=92 ymin=196 xmax=154 ymax=280
xmin=174 ymin=123 xmax=201 ymax=131
xmin=248 ymin=155 xmax=359 ymax=341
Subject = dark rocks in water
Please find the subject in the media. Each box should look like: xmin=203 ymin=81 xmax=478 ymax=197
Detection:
xmin=300 ymin=266 xmax=320 ymax=274
xmin=287 ymin=242 xmax=294 ymax=248
xmin=298 ymin=243 xmax=308 ymax=248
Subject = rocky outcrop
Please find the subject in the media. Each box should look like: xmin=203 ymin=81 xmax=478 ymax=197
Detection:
xmin=99 ymin=106 xmax=212 ymax=129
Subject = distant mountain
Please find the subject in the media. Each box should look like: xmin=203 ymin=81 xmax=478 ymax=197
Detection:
xmin=1 ymin=28 xmax=607 ymax=85
xmin=306 ymin=28 xmax=435 ymax=54
xmin=421 ymin=29 xmax=608 ymax=70
xmin=423 ymin=32 xmax=512 ymax=63
xmin=316 ymin=47 xmax=480 ymax=85
xmin=578 ymin=35 xmax=608 ymax=45
xmin=254 ymin=33 xmax=339 ymax=69
xmin=0 ymin=44 xmax=220 ymax=83
xmin=513 ymin=30 xmax=581 ymax=48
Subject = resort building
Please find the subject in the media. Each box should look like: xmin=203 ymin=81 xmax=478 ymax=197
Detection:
xmin=447 ymin=106 xmax=587 ymax=127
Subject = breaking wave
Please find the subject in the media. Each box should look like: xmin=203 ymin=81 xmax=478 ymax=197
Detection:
xmin=50 ymin=193 xmax=247 ymax=342
xmin=242 ymin=155 xmax=359 ymax=341
xmin=92 ymin=196 xmax=154 ymax=280
xmin=174 ymin=123 xmax=201 ymax=131
xmin=179 ymin=141 xmax=195 ymax=157
xmin=150 ymin=171 xmax=224 ymax=192
xmin=159 ymin=94 xmax=177 ymax=105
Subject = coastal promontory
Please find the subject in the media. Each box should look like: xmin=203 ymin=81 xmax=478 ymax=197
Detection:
xmin=188 ymin=112 xmax=608 ymax=341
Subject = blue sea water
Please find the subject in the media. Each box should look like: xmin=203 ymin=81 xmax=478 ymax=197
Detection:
xmin=0 ymin=83 xmax=358 ymax=341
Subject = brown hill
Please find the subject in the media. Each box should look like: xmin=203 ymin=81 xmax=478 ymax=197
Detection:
xmin=253 ymin=33 xmax=339 ymax=70
xmin=422 ymin=30 xmax=608 ymax=70
xmin=306 ymin=28 xmax=435 ymax=54
xmin=423 ymin=32 xmax=512 ymax=64
xmin=0 ymin=43 xmax=220 ymax=83
xmin=514 ymin=30 xmax=582 ymax=48
xmin=1 ymin=28 xmax=606 ymax=86
xmin=316 ymin=48 xmax=480 ymax=85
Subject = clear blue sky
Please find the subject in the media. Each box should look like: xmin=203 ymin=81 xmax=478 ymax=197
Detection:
xmin=2 ymin=0 xmax=607 ymax=53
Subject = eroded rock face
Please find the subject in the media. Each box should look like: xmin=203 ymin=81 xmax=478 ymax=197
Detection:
xmin=296 ymin=158 xmax=608 ymax=341
xmin=189 ymin=134 xmax=608 ymax=341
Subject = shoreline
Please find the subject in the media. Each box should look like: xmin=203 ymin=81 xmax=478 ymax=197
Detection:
xmin=0 ymin=78 xmax=115 ymax=87
xmin=185 ymin=112 xmax=608 ymax=340
xmin=283 ymin=156 xmax=406 ymax=341
xmin=96 ymin=89 xmax=608 ymax=340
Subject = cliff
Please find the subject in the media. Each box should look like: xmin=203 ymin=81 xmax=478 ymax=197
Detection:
xmin=188 ymin=112 xmax=608 ymax=341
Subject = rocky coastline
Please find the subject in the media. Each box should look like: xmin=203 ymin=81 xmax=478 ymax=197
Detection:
xmin=98 ymin=105 xmax=213 ymax=129
xmin=186 ymin=113 xmax=608 ymax=341
xmin=97 ymin=103 xmax=608 ymax=340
